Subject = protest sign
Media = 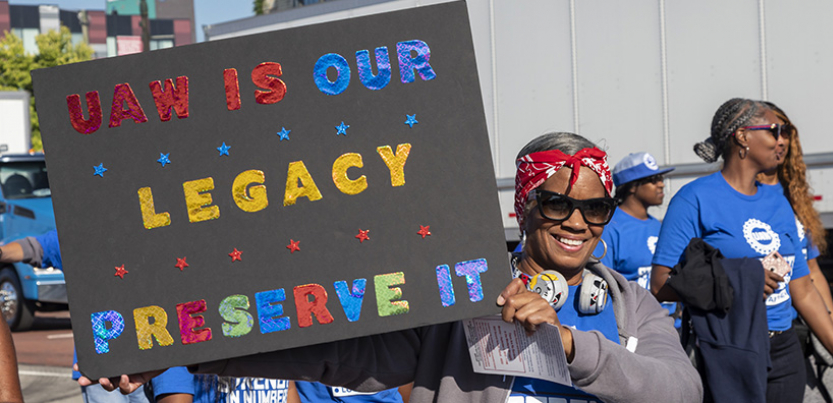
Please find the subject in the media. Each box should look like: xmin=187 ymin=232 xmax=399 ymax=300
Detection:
xmin=32 ymin=1 xmax=508 ymax=378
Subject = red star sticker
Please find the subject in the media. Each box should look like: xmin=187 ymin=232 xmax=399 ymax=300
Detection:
xmin=287 ymin=239 xmax=300 ymax=253
xmin=175 ymin=257 xmax=189 ymax=271
xmin=114 ymin=264 xmax=128 ymax=279
xmin=417 ymin=225 xmax=432 ymax=239
xmin=229 ymin=248 xmax=243 ymax=262
xmin=355 ymin=229 xmax=370 ymax=243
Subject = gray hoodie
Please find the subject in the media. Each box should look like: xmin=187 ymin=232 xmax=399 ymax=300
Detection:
xmin=191 ymin=262 xmax=703 ymax=403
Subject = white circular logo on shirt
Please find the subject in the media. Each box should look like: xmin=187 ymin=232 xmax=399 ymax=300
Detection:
xmin=743 ymin=218 xmax=781 ymax=255
xmin=795 ymin=216 xmax=806 ymax=242
xmin=643 ymin=154 xmax=659 ymax=170
xmin=647 ymin=236 xmax=658 ymax=255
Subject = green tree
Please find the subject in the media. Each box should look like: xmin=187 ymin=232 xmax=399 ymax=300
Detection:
xmin=0 ymin=26 xmax=92 ymax=151
xmin=254 ymin=0 xmax=265 ymax=15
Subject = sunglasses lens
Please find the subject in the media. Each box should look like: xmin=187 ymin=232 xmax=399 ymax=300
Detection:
xmin=583 ymin=200 xmax=614 ymax=224
xmin=539 ymin=194 xmax=572 ymax=220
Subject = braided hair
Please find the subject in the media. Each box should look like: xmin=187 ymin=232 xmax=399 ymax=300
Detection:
xmin=694 ymin=98 xmax=771 ymax=163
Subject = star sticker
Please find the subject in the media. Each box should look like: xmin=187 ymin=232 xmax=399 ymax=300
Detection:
xmin=114 ymin=264 xmax=128 ymax=279
xmin=336 ymin=122 xmax=350 ymax=136
xmin=217 ymin=142 xmax=231 ymax=156
xmin=157 ymin=153 xmax=171 ymax=167
xmin=355 ymin=229 xmax=370 ymax=243
xmin=287 ymin=239 xmax=300 ymax=253
xmin=93 ymin=163 xmax=108 ymax=177
xmin=175 ymin=257 xmax=189 ymax=271
xmin=229 ymin=248 xmax=242 ymax=262
xmin=417 ymin=225 xmax=432 ymax=239
xmin=405 ymin=114 xmax=418 ymax=128
xmin=277 ymin=127 xmax=291 ymax=141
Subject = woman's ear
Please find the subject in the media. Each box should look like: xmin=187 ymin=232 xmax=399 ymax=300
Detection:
xmin=734 ymin=128 xmax=749 ymax=148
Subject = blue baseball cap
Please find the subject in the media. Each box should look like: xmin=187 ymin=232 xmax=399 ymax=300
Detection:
xmin=612 ymin=152 xmax=674 ymax=187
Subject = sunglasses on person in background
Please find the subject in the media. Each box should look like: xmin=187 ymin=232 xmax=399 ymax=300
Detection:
xmin=534 ymin=189 xmax=616 ymax=225
xmin=738 ymin=123 xmax=791 ymax=141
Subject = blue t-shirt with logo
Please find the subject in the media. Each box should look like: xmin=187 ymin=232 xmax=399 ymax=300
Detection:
xmin=152 ymin=366 xmax=290 ymax=403
xmin=595 ymin=209 xmax=679 ymax=326
xmin=653 ymin=172 xmax=809 ymax=331
xmin=295 ymin=382 xmax=403 ymax=403
xmin=510 ymin=283 xmax=618 ymax=402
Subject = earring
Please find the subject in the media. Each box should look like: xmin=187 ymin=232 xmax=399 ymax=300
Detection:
xmin=739 ymin=146 xmax=749 ymax=159
xmin=590 ymin=239 xmax=607 ymax=260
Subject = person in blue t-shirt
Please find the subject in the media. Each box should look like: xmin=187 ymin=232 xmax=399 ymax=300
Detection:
xmin=152 ymin=366 xmax=299 ymax=403
xmin=294 ymin=381 xmax=408 ymax=403
xmin=593 ymin=152 xmax=679 ymax=327
xmin=755 ymin=102 xmax=833 ymax=325
xmin=0 ymin=229 xmax=153 ymax=403
xmin=651 ymin=98 xmax=833 ymax=403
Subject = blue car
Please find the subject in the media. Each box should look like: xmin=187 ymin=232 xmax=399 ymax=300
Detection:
xmin=0 ymin=153 xmax=64 ymax=331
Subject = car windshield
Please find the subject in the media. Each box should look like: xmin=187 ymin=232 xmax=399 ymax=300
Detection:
xmin=0 ymin=161 xmax=50 ymax=200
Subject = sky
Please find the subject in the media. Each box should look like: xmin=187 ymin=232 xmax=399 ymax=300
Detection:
xmin=9 ymin=0 xmax=256 ymax=42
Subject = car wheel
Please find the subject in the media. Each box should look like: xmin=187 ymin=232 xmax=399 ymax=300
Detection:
xmin=0 ymin=268 xmax=35 ymax=331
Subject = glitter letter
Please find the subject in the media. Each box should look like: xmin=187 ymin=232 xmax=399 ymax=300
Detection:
xmin=332 ymin=153 xmax=367 ymax=195
xmin=109 ymin=83 xmax=148 ymax=128
xmin=219 ymin=295 xmax=254 ymax=338
xmin=133 ymin=306 xmax=175 ymax=350
xmin=284 ymin=161 xmax=323 ymax=206
xmin=356 ymin=47 xmax=391 ymax=91
xmin=397 ymin=40 xmax=437 ymax=84
xmin=252 ymin=62 xmax=286 ymax=105
xmin=455 ymin=259 xmax=488 ymax=302
xmin=436 ymin=265 xmax=456 ymax=307
xmin=377 ymin=144 xmax=411 ymax=187
xmin=149 ymin=76 xmax=189 ymax=121
xmin=176 ymin=299 xmax=212 ymax=345
xmin=232 ymin=170 xmax=268 ymax=213
xmin=138 ymin=187 xmax=171 ymax=229
xmin=224 ymin=68 xmax=241 ymax=111
xmin=313 ymin=53 xmax=350 ymax=96
xmin=90 ymin=310 xmax=124 ymax=354
xmin=293 ymin=284 xmax=334 ymax=328
xmin=66 ymin=91 xmax=102 ymax=134
xmin=334 ymin=279 xmax=366 ymax=322
xmin=183 ymin=177 xmax=220 ymax=223
xmin=374 ymin=272 xmax=409 ymax=317
xmin=255 ymin=289 xmax=291 ymax=334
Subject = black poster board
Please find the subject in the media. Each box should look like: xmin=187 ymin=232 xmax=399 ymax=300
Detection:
xmin=32 ymin=1 xmax=509 ymax=378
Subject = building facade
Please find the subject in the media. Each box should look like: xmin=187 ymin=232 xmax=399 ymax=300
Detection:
xmin=0 ymin=0 xmax=194 ymax=58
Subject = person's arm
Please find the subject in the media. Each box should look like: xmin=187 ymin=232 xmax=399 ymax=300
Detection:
xmin=792 ymin=275 xmax=833 ymax=355
xmin=156 ymin=393 xmax=193 ymax=403
xmin=808 ymin=258 xmax=833 ymax=321
xmin=650 ymin=191 xmax=700 ymax=302
xmin=569 ymin=283 xmax=702 ymax=402
xmin=650 ymin=264 xmax=679 ymax=302
xmin=287 ymin=380 xmax=301 ymax=403
xmin=0 ymin=320 xmax=22 ymax=403
xmin=0 ymin=242 xmax=24 ymax=264
xmin=397 ymin=382 xmax=413 ymax=403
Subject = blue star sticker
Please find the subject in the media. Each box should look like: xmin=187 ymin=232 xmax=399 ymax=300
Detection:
xmin=405 ymin=114 xmax=418 ymax=128
xmin=277 ymin=127 xmax=291 ymax=141
xmin=217 ymin=142 xmax=231 ymax=156
xmin=336 ymin=122 xmax=350 ymax=136
xmin=157 ymin=153 xmax=171 ymax=167
xmin=93 ymin=163 xmax=108 ymax=177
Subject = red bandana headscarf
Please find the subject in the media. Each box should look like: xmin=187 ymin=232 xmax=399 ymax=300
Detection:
xmin=514 ymin=147 xmax=613 ymax=228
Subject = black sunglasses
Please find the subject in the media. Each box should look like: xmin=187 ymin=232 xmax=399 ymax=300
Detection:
xmin=739 ymin=123 xmax=791 ymax=141
xmin=534 ymin=189 xmax=616 ymax=225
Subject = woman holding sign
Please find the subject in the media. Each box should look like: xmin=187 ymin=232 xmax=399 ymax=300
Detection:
xmin=82 ymin=132 xmax=701 ymax=402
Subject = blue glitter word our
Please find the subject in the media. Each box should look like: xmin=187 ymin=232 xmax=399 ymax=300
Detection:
xmin=313 ymin=40 xmax=437 ymax=96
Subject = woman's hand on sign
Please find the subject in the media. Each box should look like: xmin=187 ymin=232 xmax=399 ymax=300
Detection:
xmin=74 ymin=364 xmax=164 ymax=394
xmin=763 ymin=269 xmax=784 ymax=298
xmin=497 ymin=278 xmax=575 ymax=361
